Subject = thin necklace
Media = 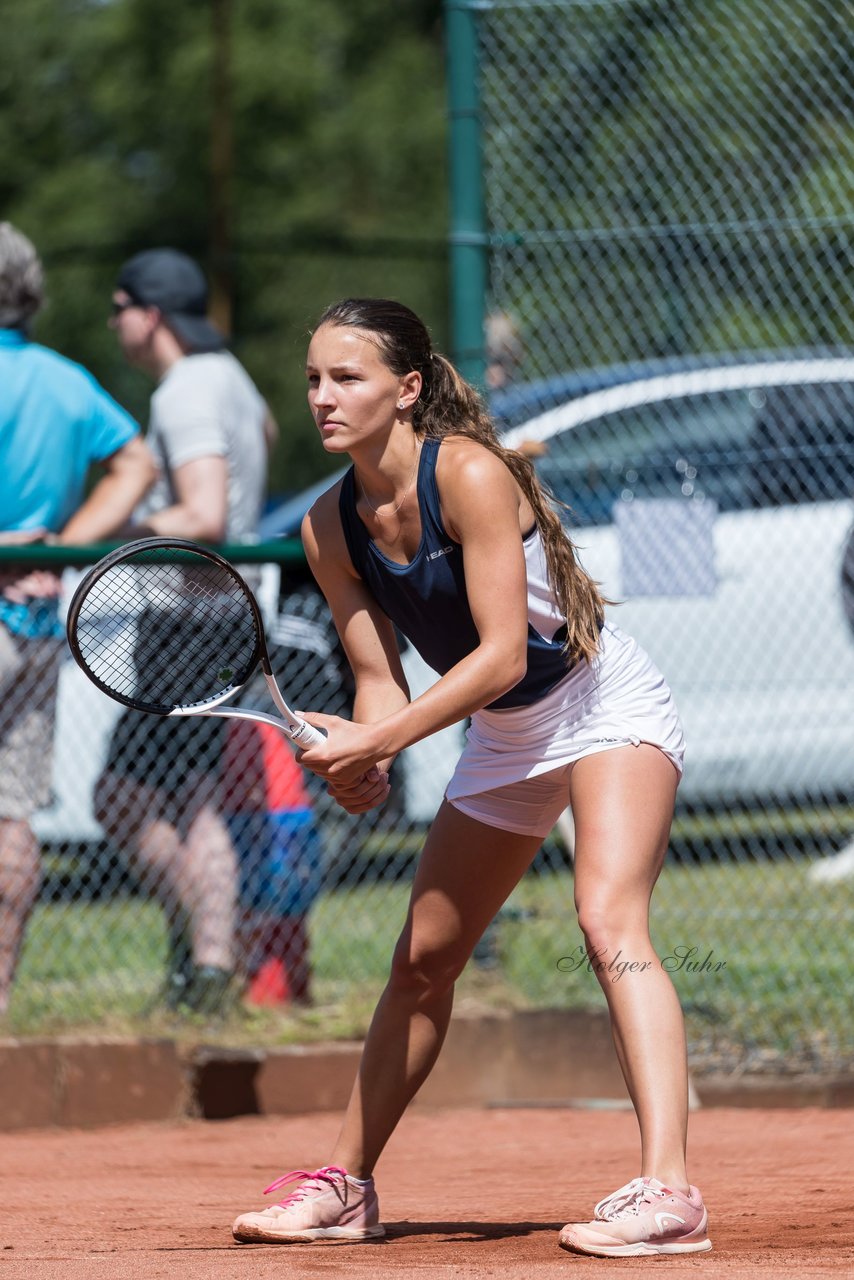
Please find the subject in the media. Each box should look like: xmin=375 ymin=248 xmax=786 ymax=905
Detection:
xmin=361 ymin=441 xmax=422 ymax=518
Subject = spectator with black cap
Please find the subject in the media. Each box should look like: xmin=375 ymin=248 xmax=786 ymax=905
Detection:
xmin=108 ymin=247 xmax=277 ymax=541
xmin=97 ymin=247 xmax=278 ymax=1013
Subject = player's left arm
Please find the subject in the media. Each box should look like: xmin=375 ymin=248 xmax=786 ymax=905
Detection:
xmin=381 ymin=440 xmax=531 ymax=740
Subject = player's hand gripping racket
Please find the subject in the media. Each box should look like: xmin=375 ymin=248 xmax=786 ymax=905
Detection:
xmin=66 ymin=537 xmax=326 ymax=749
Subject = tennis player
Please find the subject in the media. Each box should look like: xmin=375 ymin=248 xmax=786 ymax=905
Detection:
xmin=232 ymin=299 xmax=712 ymax=1258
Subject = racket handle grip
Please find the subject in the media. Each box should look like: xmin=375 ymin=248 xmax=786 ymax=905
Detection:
xmin=288 ymin=719 xmax=327 ymax=749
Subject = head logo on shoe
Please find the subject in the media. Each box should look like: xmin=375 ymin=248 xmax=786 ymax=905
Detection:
xmin=654 ymin=1211 xmax=686 ymax=1233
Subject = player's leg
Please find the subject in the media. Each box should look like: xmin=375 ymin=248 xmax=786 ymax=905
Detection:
xmin=560 ymin=743 xmax=710 ymax=1257
xmin=571 ymin=743 xmax=685 ymax=1182
xmin=233 ymin=799 xmax=541 ymax=1243
xmin=331 ymin=800 xmax=542 ymax=1176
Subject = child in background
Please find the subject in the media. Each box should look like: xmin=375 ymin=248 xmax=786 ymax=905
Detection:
xmin=223 ymin=720 xmax=323 ymax=1004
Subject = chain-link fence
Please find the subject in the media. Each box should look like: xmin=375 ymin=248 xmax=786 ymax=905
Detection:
xmin=1 ymin=521 xmax=851 ymax=1071
xmin=479 ymin=0 xmax=854 ymax=372
xmin=5 ymin=545 xmax=564 ymax=1042
xmin=473 ymin=0 xmax=854 ymax=1069
xmin=0 ymin=547 xmax=458 ymax=1034
xmin=2 ymin=1 xmax=853 ymax=1075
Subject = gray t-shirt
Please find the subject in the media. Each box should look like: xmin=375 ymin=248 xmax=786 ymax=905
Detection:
xmin=137 ymin=351 xmax=267 ymax=542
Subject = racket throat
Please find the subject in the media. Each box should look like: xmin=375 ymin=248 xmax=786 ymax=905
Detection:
xmin=180 ymin=706 xmax=306 ymax=738
xmin=261 ymin=671 xmax=313 ymax=741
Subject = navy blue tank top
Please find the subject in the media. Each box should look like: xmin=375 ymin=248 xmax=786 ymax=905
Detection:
xmin=337 ymin=436 xmax=572 ymax=709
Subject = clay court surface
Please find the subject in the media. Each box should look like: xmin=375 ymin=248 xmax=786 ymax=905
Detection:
xmin=1 ymin=1106 xmax=851 ymax=1279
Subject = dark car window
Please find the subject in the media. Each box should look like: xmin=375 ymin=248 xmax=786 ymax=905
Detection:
xmin=534 ymin=381 xmax=854 ymax=526
xmin=748 ymin=382 xmax=854 ymax=507
xmin=536 ymin=389 xmax=754 ymax=523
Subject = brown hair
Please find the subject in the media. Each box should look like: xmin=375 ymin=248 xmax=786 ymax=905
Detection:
xmin=315 ymin=298 xmax=606 ymax=662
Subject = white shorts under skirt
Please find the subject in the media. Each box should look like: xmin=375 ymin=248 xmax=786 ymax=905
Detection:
xmin=445 ymin=622 xmax=685 ymax=838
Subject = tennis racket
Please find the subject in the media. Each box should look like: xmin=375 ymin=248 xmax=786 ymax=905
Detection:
xmin=66 ymin=537 xmax=326 ymax=749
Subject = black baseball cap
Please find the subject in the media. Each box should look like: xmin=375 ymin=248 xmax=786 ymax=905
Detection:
xmin=116 ymin=248 xmax=226 ymax=352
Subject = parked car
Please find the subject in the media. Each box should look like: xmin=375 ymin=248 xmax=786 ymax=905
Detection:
xmin=500 ymin=352 xmax=854 ymax=805
xmin=34 ymin=350 xmax=854 ymax=848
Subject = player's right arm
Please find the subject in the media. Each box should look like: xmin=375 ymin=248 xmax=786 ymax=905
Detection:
xmin=302 ymin=485 xmax=410 ymax=812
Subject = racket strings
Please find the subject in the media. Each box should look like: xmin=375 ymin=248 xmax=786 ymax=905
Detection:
xmin=73 ymin=551 xmax=260 ymax=713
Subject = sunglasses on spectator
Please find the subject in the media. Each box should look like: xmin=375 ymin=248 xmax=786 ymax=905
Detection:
xmin=111 ymin=297 xmax=142 ymax=316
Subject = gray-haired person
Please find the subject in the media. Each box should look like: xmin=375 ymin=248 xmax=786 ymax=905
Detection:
xmin=0 ymin=223 xmax=155 ymax=1016
xmin=96 ymin=248 xmax=277 ymax=1012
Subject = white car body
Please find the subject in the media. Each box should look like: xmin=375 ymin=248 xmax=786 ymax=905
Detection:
xmin=503 ymin=356 xmax=854 ymax=804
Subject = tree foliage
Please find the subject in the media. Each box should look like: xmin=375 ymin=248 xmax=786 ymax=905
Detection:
xmin=0 ymin=0 xmax=448 ymax=491
xmin=481 ymin=0 xmax=854 ymax=374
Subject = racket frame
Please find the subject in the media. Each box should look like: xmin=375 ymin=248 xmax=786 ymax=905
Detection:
xmin=66 ymin=536 xmax=325 ymax=749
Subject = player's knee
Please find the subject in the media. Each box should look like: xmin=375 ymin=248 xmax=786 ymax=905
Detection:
xmin=575 ymin=895 xmax=627 ymax=956
xmin=387 ymin=941 xmax=463 ymax=1001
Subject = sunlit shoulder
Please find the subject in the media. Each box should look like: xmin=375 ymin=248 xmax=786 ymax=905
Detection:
xmin=435 ymin=434 xmax=521 ymax=496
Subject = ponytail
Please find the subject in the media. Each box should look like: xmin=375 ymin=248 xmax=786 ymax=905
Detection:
xmin=418 ymin=354 xmax=606 ymax=664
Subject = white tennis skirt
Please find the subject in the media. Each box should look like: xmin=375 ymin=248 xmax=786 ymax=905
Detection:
xmin=445 ymin=622 xmax=685 ymax=837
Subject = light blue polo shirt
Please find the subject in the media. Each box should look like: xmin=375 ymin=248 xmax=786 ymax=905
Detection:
xmin=0 ymin=329 xmax=139 ymax=635
xmin=0 ymin=329 xmax=138 ymax=530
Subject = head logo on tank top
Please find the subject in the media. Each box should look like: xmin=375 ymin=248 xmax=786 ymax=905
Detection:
xmin=428 ymin=545 xmax=454 ymax=561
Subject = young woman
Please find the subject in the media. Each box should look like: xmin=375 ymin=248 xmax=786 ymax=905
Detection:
xmin=232 ymin=299 xmax=712 ymax=1258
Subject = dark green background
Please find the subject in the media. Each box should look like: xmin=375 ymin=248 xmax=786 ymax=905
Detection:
xmin=1 ymin=0 xmax=448 ymax=495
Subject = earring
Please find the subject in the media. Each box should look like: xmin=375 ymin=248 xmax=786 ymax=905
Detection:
xmin=397 ymin=401 xmax=405 ymax=410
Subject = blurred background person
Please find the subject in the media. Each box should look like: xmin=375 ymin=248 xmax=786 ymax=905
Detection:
xmin=95 ymin=248 xmax=277 ymax=1013
xmin=0 ymin=222 xmax=155 ymax=1016
xmin=484 ymin=309 xmax=524 ymax=391
xmin=810 ymin=524 xmax=854 ymax=883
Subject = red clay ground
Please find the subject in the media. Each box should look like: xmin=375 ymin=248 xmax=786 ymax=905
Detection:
xmin=1 ymin=1106 xmax=851 ymax=1279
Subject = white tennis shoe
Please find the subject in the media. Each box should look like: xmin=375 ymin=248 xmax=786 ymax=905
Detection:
xmin=560 ymin=1176 xmax=712 ymax=1257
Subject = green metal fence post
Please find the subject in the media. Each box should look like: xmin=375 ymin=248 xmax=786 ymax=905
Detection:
xmin=445 ymin=0 xmax=488 ymax=388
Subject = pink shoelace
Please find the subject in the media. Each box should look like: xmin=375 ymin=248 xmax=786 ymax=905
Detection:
xmin=263 ymin=1165 xmax=350 ymax=1208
